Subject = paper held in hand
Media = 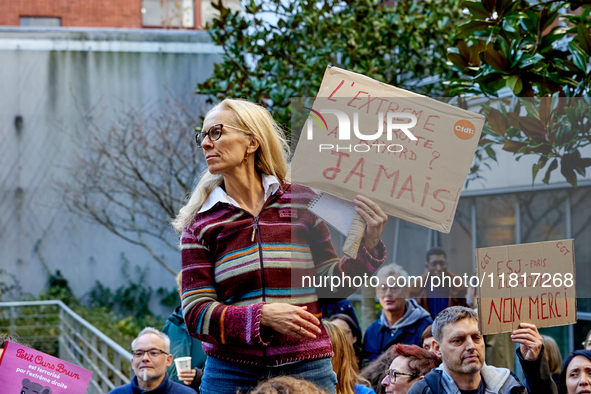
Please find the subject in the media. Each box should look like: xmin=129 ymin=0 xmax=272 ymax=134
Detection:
xmin=475 ymin=239 xmax=577 ymax=335
xmin=292 ymin=66 xmax=485 ymax=234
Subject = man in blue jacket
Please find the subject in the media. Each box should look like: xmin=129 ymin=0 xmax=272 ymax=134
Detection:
xmin=363 ymin=263 xmax=433 ymax=363
xmin=110 ymin=327 xmax=194 ymax=394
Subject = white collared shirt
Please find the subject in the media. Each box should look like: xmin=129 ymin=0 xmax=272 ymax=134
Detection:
xmin=198 ymin=174 xmax=281 ymax=214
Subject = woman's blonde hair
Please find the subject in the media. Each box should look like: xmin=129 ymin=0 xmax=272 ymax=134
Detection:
xmin=542 ymin=335 xmax=562 ymax=375
xmin=324 ymin=320 xmax=370 ymax=394
xmin=172 ymin=99 xmax=290 ymax=233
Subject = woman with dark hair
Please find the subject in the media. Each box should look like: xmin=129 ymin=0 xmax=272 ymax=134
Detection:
xmin=359 ymin=346 xmax=395 ymax=394
xmin=380 ymin=344 xmax=440 ymax=394
xmin=174 ymin=99 xmax=387 ymax=394
xmin=329 ymin=313 xmax=363 ymax=368
xmin=559 ymin=349 xmax=591 ymax=394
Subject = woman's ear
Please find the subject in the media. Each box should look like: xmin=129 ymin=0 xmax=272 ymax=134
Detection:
xmin=418 ymin=375 xmax=424 ymax=381
xmin=246 ymin=135 xmax=260 ymax=155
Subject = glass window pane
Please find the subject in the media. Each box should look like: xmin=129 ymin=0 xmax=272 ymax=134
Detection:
xmin=20 ymin=17 xmax=61 ymax=27
xmin=440 ymin=197 xmax=473 ymax=277
xmin=476 ymin=194 xmax=516 ymax=247
xmin=142 ymin=0 xmax=194 ymax=28
xmin=519 ymin=190 xmax=567 ymax=243
xmin=396 ymin=220 xmax=429 ymax=276
xmin=571 ymin=187 xmax=591 ymax=301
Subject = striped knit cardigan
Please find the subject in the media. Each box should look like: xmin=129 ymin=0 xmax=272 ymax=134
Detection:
xmin=180 ymin=183 xmax=386 ymax=366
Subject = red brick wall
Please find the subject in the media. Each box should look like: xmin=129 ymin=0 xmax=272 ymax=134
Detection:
xmin=0 ymin=0 xmax=145 ymax=28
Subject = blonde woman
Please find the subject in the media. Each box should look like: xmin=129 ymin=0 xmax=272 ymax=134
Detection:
xmin=324 ymin=320 xmax=376 ymax=394
xmin=173 ymin=99 xmax=387 ymax=394
xmin=542 ymin=335 xmax=563 ymax=389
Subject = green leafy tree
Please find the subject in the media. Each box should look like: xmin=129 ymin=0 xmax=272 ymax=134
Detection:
xmin=448 ymin=0 xmax=591 ymax=186
xmin=198 ymin=0 xmax=464 ymax=130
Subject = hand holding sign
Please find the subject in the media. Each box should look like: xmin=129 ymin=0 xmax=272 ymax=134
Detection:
xmin=511 ymin=322 xmax=543 ymax=361
xmin=343 ymin=195 xmax=388 ymax=258
xmin=353 ymin=195 xmax=387 ymax=251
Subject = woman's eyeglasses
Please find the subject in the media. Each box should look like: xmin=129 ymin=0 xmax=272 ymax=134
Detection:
xmin=384 ymin=369 xmax=417 ymax=383
xmin=131 ymin=348 xmax=168 ymax=358
xmin=195 ymin=124 xmax=247 ymax=146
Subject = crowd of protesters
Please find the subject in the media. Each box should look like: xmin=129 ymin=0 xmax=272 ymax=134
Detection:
xmin=115 ymin=99 xmax=589 ymax=394
xmin=4 ymin=99 xmax=590 ymax=394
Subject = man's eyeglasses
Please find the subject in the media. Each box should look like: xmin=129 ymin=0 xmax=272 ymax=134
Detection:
xmin=384 ymin=369 xmax=417 ymax=383
xmin=195 ymin=124 xmax=247 ymax=146
xmin=376 ymin=286 xmax=406 ymax=296
xmin=131 ymin=348 xmax=168 ymax=358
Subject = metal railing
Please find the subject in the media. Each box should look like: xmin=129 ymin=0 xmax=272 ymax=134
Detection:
xmin=0 ymin=300 xmax=133 ymax=394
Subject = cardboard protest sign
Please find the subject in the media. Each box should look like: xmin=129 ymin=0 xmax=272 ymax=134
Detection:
xmin=0 ymin=341 xmax=93 ymax=394
xmin=476 ymin=239 xmax=577 ymax=335
xmin=291 ymin=66 xmax=485 ymax=233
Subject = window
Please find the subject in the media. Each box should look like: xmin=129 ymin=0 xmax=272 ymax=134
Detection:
xmin=395 ymin=220 xmax=430 ymax=276
xmin=440 ymin=198 xmax=474 ymax=276
xmin=519 ymin=190 xmax=567 ymax=243
xmin=571 ymin=187 xmax=591 ymax=301
xmin=142 ymin=0 xmax=194 ymax=28
xmin=476 ymin=194 xmax=516 ymax=247
xmin=20 ymin=17 xmax=61 ymax=27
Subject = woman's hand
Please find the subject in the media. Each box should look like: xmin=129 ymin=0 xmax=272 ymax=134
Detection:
xmin=353 ymin=195 xmax=388 ymax=251
xmin=260 ymin=304 xmax=322 ymax=339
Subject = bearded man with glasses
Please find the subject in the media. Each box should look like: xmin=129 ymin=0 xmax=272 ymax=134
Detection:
xmin=109 ymin=327 xmax=194 ymax=394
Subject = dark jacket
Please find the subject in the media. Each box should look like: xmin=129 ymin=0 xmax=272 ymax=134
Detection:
xmin=162 ymin=306 xmax=207 ymax=391
xmin=109 ymin=374 xmax=196 ymax=394
xmin=363 ymin=299 xmax=432 ymax=362
xmin=407 ymin=346 xmax=558 ymax=394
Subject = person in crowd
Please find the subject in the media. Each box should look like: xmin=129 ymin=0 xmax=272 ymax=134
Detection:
xmin=408 ymin=248 xmax=467 ymax=320
xmin=109 ymin=327 xmax=194 ymax=394
xmin=173 ymin=98 xmax=387 ymax=394
xmin=408 ymin=306 xmax=558 ymax=394
xmin=324 ymin=320 xmax=375 ymax=394
xmin=421 ymin=325 xmax=440 ymax=358
xmin=248 ymin=376 xmax=328 ymax=394
xmin=583 ymin=329 xmax=591 ymax=351
xmin=162 ymin=271 xmax=207 ymax=392
xmin=542 ymin=335 xmax=563 ymax=389
xmin=322 ymin=299 xmax=361 ymax=329
xmin=328 ymin=313 xmax=363 ymax=369
xmin=380 ymin=344 xmax=441 ymax=394
xmin=363 ymin=263 xmax=432 ymax=363
xmin=360 ymin=346 xmax=396 ymax=394
xmin=559 ymin=349 xmax=591 ymax=394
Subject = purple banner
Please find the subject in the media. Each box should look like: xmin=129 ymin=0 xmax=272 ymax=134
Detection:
xmin=0 ymin=341 xmax=93 ymax=394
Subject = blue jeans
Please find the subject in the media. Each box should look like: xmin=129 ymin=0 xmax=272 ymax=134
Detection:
xmin=200 ymin=356 xmax=337 ymax=394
